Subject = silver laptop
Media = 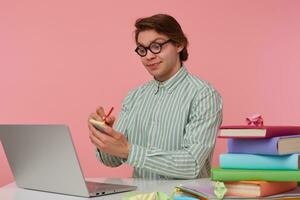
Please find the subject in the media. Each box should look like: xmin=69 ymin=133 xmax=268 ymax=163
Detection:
xmin=0 ymin=125 xmax=137 ymax=197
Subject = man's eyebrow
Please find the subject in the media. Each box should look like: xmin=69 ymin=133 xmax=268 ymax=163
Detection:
xmin=137 ymin=37 xmax=168 ymax=46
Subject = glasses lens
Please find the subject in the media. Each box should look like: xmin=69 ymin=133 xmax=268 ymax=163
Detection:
xmin=136 ymin=46 xmax=147 ymax=56
xmin=150 ymin=43 xmax=161 ymax=53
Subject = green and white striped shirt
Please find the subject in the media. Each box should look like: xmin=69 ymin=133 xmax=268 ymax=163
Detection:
xmin=96 ymin=66 xmax=223 ymax=179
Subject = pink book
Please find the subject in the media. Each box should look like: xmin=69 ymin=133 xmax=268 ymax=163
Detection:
xmin=178 ymin=181 xmax=300 ymax=199
xmin=218 ymin=125 xmax=300 ymax=138
xmin=224 ymin=181 xmax=297 ymax=197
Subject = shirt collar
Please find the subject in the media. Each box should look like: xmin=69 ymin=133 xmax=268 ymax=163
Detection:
xmin=152 ymin=65 xmax=188 ymax=94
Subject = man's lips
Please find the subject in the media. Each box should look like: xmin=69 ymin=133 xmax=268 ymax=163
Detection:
xmin=146 ymin=61 xmax=162 ymax=67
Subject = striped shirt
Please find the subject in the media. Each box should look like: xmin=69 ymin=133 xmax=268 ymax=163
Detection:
xmin=96 ymin=66 xmax=223 ymax=179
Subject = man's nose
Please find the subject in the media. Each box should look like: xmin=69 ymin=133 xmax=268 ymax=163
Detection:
xmin=145 ymin=50 xmax=156 ymax=60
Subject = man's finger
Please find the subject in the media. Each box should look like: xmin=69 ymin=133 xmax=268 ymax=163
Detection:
xmin=105 ymin=116 xmax=115 ymax=126
xmin=89 ymin=123 xmax=104 ymax=137
xmin=89 ymin=124 xmax=113 ymax=142
xmin=89 ymin=131 xmax=106 ymax=150
xmin=102 ymin=126 xmax=115 ymax=137
xmin=104 ymin=126 xmax=123 ymax=140
xmin=88 ymin=113 xmax=102 ymax=122
xmin=96 ymin=106 xmax=106 ymax=118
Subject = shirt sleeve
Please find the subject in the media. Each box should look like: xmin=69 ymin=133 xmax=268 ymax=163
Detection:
xmin=95 ymin=90 xmax=135 ymax=167
xmin=125 ymin=88 xmax=223 ymax=179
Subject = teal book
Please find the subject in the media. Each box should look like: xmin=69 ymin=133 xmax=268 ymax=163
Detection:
xmin=220 ymin=153 xmax=300 ymax=170
xmin=211 ymin=168 xmax=300 ymax=182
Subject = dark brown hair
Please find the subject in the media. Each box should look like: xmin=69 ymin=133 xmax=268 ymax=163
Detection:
xmin=135 ymin=14 xmax=189 ymax=62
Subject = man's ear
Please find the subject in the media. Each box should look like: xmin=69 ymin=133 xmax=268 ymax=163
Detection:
xmin=176 ymin=43 xmax=184 ymax=53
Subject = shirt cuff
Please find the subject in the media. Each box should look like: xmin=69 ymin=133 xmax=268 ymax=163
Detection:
xmin=125 ymin=144 xmax=147 ymax=168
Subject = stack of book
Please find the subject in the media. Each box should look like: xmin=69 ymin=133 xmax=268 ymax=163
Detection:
xmin=211 ymin=125 xmax=300 ymax=198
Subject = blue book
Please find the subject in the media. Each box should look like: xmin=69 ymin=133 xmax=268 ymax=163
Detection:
xmin=220 ymin=153 xmax=300 ymax=170
xmin=227 ymin=135 xmax=300 ymax=155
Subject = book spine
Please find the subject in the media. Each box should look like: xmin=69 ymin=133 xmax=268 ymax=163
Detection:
xmin=227 ymin=138 xmax=279 ymax=155
xmin=260 ymin=181 xmax=298 ymax=197
xmin=220 ymin=153 xmax=299 ymax=170
xmin=211 ymin=168 xmax=300 ymax=182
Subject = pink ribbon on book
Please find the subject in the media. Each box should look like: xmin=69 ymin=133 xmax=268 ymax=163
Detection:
xmin=246 ymin=114 xmax=264 ymax=126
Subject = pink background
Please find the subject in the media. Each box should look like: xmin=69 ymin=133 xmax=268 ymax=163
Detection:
xmin=1 ymin=1 xmax=300 ymax=187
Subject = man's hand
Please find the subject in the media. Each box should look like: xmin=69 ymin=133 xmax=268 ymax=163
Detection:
xmin=88 ymin=106 xmax=130 ymax=159
xmin=88 ymin=123 xmax=130 ymax=159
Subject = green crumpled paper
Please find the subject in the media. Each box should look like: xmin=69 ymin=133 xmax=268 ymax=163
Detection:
xmin=213 ymin=181 xmax=227 ymax=200
xmin=122 ymin=191 xmax=172 ymax=200
xmin=122 ymin=182 xmax=227 ymax=200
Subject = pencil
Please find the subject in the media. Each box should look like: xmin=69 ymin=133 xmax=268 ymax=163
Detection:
xmin=102 ymin=107 xmax=114 ymax=122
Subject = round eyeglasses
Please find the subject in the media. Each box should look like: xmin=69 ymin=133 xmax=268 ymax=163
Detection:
xmin=135 ymin=39 xmax=172 ymax=57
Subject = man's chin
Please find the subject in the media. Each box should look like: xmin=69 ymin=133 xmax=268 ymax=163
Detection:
xmin=146 ymin=68 xmax=159 ymax=76
xmin=151 ymin=70 xmax=162 ymax=79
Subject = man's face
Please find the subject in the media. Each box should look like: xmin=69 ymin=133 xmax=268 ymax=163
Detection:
xmin=136 ymin=30 xmax=183 ymax=82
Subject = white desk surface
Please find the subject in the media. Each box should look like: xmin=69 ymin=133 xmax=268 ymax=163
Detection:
xmin=0 ymin=178 xmax=210 ymax=200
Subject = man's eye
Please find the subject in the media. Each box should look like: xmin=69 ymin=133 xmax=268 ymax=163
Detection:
xmin=137 ymin=47 xmax=146 ymax=53
xmin=150 ymin=43 xmax=161 ymax=50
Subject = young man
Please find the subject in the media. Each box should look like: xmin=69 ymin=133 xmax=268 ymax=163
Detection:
xmin=88 ymin=14 xmax=223 ymax=179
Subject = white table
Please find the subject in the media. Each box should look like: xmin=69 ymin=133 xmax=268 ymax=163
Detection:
xmin=0 ymin=178 xmax=210 ymax=199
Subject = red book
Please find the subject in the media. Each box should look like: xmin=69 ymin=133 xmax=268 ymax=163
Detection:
xmin=218 ymin=125 xmax=300 ymax=138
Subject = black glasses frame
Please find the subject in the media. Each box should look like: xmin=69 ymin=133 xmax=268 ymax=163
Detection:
xmin=135 ymin=39 xmax=172 ymax=57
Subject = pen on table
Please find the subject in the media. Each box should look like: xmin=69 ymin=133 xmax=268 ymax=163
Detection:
xmin=102 ymin=107 xmax=114 ymax=123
